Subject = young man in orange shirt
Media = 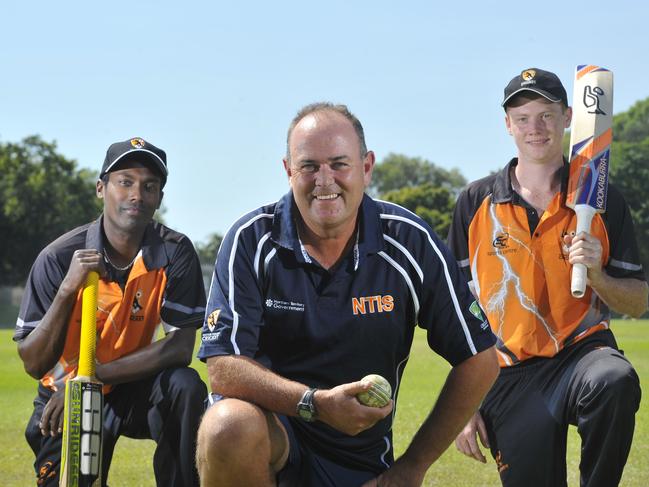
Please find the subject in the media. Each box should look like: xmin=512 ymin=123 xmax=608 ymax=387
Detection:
xmin=449 ymin=68 xmax=648 ymax=487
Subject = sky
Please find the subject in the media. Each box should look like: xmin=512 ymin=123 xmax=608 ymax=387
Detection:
xmin=1 ymin=0 xmax=647 ymax=246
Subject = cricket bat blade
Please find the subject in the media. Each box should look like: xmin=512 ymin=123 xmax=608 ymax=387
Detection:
xmin=566 ymin=65 xmax=613 ymax=298
xmin=60 ymin=271 xmax=103 ymax=486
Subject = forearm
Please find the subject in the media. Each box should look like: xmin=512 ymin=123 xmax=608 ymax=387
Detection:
xmin=97 ymin=327 xmax=196 ymax=385
xmin=18 ymin=250 xmax=106 ymax=379
xmin=17 ymin=288 xmax=78 ymax=379
xmin=207 ymin=355 xmax=308 ymax=417
xmin=589 ymin=271 xmax=648 ymax=318
xmin=398 ymin=347 xmax=499 ymax=474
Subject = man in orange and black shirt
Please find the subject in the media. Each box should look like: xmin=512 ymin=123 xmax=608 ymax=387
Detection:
xmin=448 ymin=68 xmax=648 ymax=487
xmin=14 ymin=138 xmax=207 ymax=486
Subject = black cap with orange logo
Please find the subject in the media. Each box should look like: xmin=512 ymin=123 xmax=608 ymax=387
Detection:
xmin=101 ymin=137 xmax=168 ymax=187
xmin=502 ymin=68 xmax=568 ymax=108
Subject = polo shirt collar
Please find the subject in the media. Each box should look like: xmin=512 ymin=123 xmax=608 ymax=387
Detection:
xmin=272 ymin=191 xmax=298 ymax=251
xmin=271 ymin=191 xmax=385 ymax=267
xmin=358 ymin=193 xmax=385 ymax=256
xmin=491 ymin=158 xmax=518 ymax=204
xmin=139 ymin=222 xmax=170 ymax=270
xmin=85 ymin=217 xmax=104 ymax=250
xmin=85 ymin=216 xmax=169 ymax=272
xmin=492 ymin=157 xmax=570 ymax=204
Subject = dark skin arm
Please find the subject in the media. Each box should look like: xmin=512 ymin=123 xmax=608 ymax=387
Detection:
xmin=18 ymin=249 xmax=103 ymax=436
xmin=38 ymin=327 xmax=197 ymax=437
xmin=20 ymin=247 xmax=198 ymax=436
xmin=207 ymin=355 xmax=393 ymax=436
xmin=95 ymin=326 xmax=196 ymax=384
xmin=17 ymin=249 xmax=105 ymax=379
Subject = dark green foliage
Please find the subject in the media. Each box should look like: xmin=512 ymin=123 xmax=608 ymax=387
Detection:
xmin=371 ymin=154 xmax=466 ymax=239
xmin=613 ymin=97 xmax=649 ymax=143
xmin=382 ymin=184 xmax=455 ymax=239
xmin=370 ymin=153 xmax=466 ymax=197
xmin=195 ymin=233 xmax=223 ymax=267
xmin=0 ymin=136 xmax=102 ymax=285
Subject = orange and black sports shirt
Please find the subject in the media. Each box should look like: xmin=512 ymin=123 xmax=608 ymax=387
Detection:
xmin=448 ymin=159 xmax=645 ymax=367
xmin=14 ymin=217 xmax=206 ymax=392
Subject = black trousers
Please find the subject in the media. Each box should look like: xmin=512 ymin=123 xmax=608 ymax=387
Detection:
xmin=482 ymin=330 xmax=641 ymax=487
xmin=26 ymin=367 xmax=207 ymax=487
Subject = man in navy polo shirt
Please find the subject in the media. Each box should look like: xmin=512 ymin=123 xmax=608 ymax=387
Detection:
xmin=196 ymin=103 xmax=499 ymax=486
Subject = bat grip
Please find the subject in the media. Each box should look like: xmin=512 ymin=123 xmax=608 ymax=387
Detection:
xmin=571 ymin=205 xmax=597 ymax=298
xmin=78 ymin=271 xmax=99 ymax=378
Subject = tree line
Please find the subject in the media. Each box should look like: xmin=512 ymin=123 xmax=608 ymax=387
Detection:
xmin=2 ymin=98 xmax=648 ymax=286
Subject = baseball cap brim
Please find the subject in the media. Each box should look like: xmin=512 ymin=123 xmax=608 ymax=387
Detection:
xmin=100 ymin=149 xmax=168 ymax=179
xmin=501 ymin=87 xmax=563 ymax=107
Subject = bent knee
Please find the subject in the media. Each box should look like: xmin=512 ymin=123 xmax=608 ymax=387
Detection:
xmin=585 ymin=353 xmax=641 ymax=410
xmin=197 ymin=399 xmax=270 ymax=459
xmin=606 ymin=364 xmax=641 ymax=409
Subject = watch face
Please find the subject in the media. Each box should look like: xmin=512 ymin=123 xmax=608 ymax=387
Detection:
xmin=298 ymin=407 xmax=314 ymax=421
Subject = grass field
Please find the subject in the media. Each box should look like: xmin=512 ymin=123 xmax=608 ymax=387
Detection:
xmin=2 ymin=321 xmax=648 ymax=486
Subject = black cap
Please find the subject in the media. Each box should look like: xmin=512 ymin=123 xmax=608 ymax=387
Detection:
xmin=100 ymin=137 xmax=168 ymax=187
xmin=502 ymin=68 xmax=568 ymax=108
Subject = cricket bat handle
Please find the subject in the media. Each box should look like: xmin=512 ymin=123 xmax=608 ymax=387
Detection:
xmin=78 ymin=271 xmax=99 ymax=377
xmin=571 ymin=205 xmax=597 ymax=298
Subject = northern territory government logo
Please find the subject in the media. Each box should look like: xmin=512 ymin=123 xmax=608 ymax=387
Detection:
xmin=265 ymin=298 xmax=305 ymax=312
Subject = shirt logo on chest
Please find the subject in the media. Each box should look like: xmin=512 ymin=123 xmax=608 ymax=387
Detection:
xmin=132 ymin=290 xmax=143 ymax=313
xmin=265 ymin=299 xmax=305 ymax=312
xmin=487 ymin=231 xmax=518 ymax=257
xmin=352 ymin=295 xmax=394 ymax=315
xmin=559 ymin=230 xmax=576 ymax=260
xmin=492 ymin=232 xmax=510 ymax=249
xmin=130 ymin=290 xmax=144 ymax=321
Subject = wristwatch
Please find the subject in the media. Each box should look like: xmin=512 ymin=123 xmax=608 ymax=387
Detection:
xmin=296 ymin=387 xmax=318 ymax=422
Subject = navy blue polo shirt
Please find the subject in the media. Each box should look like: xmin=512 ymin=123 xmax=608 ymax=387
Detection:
xmin=198 ymin=191 xmax=495 ymax=473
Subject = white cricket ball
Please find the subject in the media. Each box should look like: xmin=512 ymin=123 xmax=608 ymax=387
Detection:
xmin=356 ymin=374 xmax=392 ymax=408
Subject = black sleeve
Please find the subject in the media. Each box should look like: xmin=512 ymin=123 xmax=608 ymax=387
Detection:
xmin=603 ymin=184 xmax=646 ymax=281
xmin=13 ymin=249 xmax=66 ymax=341
xmin=160 ymin=237 xmax=207 ymax=329
xmin=447 ymin=188 xmax=474 ymax=282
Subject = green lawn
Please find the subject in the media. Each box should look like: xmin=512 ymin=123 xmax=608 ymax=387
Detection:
xmin=2 ymin=321 xmax=648 ymax=486
xmin=0 ymin=303 xmax=19 ymax=329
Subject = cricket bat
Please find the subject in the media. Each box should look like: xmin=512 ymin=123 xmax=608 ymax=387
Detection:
xmin=60 ymin=271 xmax=103 ymax=486
xmin=566 ymin=65 xmax=613 ymax=298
